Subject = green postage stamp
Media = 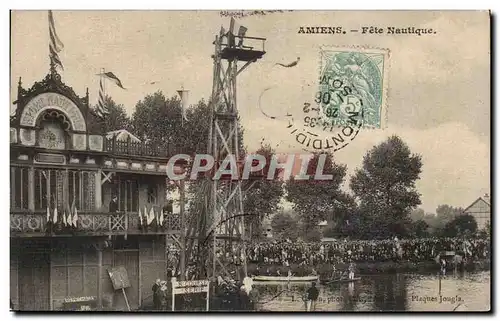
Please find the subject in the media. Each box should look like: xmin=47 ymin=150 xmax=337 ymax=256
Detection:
xmin=318 ymin=46 xmax=390 ymax=129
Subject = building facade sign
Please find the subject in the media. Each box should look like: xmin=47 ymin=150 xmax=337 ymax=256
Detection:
xmin=19 ymin=93 xmax=86 ymax=132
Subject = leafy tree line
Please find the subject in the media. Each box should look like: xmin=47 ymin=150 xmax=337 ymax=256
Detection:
xmin=100 ymin=93 xmax=485 ymax=241
xmin=97 ymin=93 xmax=283 ymax=239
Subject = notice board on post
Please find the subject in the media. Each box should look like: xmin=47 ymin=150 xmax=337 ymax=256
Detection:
xmin=107 ymin=266 xmax=131 ymax=290
xmin=62 ymin=296 xmax=97 ymax=311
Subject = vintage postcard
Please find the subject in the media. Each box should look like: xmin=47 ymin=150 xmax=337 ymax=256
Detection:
xmin=9 ymin=10 xmax=490 ymax=312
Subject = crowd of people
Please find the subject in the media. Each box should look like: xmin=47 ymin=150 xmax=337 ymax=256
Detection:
xmin=154 ymin=237 xmax=490 ymax=311
xmin=166 ymin=237 xmax=490 ymax=280
xmin=246 ymin=237 xmax=490 ymax=266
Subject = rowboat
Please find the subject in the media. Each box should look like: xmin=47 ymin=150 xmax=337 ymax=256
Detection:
xmin=252 ymin=275 xmax=319 ymax=283
xmin=322 ymin=277 xmax=361 ymax=285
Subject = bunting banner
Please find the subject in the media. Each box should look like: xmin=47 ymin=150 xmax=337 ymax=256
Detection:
xmin=48 ymin=10 xmax=64 ymax=70
xmin=147 ymin=207 xmax=154 ymax=225
xmin=159 ymin=210 xmax=164 ymax=227
xmin=72 ymin=207 xmax=78 ymax=227
xmin=53 ymin=207 xmax=58 ymax=224
xmin=138 ymin=208 xmax=143 ymax=226
xmin=62 ymin=209 xmax=67 ymax=226
xmin=96 ymin=72 xmax=126 ymax=90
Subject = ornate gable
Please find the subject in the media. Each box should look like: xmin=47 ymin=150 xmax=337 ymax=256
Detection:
xmin=11 ymin=68 xmax=90 ymax=129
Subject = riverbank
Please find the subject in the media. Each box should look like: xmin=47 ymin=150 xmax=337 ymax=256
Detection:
xmin=247 ymin=259 xmax=491 ymax=277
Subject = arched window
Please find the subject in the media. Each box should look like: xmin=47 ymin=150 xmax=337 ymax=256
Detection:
xmin=37 ymin=110 xmax=70 ymax=150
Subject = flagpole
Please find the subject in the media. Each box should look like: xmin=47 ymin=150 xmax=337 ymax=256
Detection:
xmin=181 ymin=85 xmax=184 ymax=127
xmin=101 ymin=68 xmax=106 ymax=131
xmin=102 ymin=68 xmax=106 ymax=98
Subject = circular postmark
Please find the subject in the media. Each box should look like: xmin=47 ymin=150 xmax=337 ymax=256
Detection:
xmin=286 ymin=79 xmax=365 ymax=153
xmin=284 ymin=48 xmax=388 ymax=152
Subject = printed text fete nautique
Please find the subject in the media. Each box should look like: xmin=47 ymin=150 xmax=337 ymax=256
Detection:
xmin=298 ymin=26 xmax=436 ymax=35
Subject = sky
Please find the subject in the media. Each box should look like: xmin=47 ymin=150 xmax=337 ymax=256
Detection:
xmin=10 ymin=10 xmax=490 ymax=213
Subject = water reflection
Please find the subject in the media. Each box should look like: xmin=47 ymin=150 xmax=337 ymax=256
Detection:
xmin=255 ymin=271 xmax=490 ymax=312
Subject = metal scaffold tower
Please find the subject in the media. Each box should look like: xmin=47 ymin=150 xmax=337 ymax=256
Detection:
xmin=196 ymin=23 xmax=266 ymax=280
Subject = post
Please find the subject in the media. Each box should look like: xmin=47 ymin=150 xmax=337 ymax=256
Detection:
xmin=206 ymin=281 xmax=210 ymax=311
xmin=179 ymin=178 xmax=186 ymax=281
xmin=28 ymin=167 xmax=34 ymax=211
xmin=438 ymin=272 xmax=442 ymax=296
xmin=121 ymin=288 xmax=131 ymax=311
xmin=171 ymin=277 xmax=176 ymax=311
xmin=95 ymin=170 xmax=102 ymax=210
xmin=97 ymin=247 xmax=103 ymax=309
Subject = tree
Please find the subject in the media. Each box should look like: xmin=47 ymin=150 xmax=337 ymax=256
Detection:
xmin=424 ymin=205 xmax=464 ymax=235
xmin=442 ymin=214 xmax=478 ymax=237
xmin=478 ymin=220 xmax=491 ymax=239
xmin=412 ymin=220 xmax=429 ymax=238
xmin=131 ymin=91 xmax=211 ymax=154
xmin=271 ymin=210 xmax=299 ymax=241
xmin=243 ymin=143 xmax=284 ymax=239
xmin=299 ymin=223 xmax=323 ymax=242
xmin=130 ymin=91 xmax=283 ymax=242
xmin=410 ymin=208 xmax=425 ymax=222
xmin=93 ymin=96 xmax=132 ymax=133
xmin=286 ymin=152 xmax=351 ymax=241
xmin=350 ymin=135 xmax=423 ymax=239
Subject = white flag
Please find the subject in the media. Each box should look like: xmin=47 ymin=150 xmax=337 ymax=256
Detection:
xmin=148 ymin=207 xmax=154 ymax=225
xmin=53 ymin=207 xmax=58 ymax=224
xmin=138 ymin=207 xmax=143 ymax=226
xmin=62 ymin=210 xmax=67 ymax=226
xmin=72 ymin=207 xmax=78 ymax=227
xmin=159 ymin=210 xmax=164 ymax=226
xmin=46 ymin=207 xmax=51 ymax=222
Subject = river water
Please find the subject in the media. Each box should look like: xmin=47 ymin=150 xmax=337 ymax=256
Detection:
xmin=255 ymin=270 xmax=490 ymax=312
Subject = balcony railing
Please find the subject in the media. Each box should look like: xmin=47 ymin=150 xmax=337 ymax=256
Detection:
xmin=103 ymin=137 xmax=180 ymax=158
xmin=10 ymin=212 xmax=181 ymax=236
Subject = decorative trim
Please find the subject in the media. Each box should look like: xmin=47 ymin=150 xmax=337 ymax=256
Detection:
xmin=116 ymin=161 xmax=129 ymax=169
xmin=145 ymin=163 xmax=156 ymax=171
xmin=131 ymin=163 xmax=142 ymax=170
xmin=89 ymin=135 xmax=103 ymax=151
xmin=34 ymin=153 xmax=66 ymax=165
xmin=19 ymin=128 xmax=35 ymax=146
xmin=72 ymin=134 xmax=87 ymax=150
xmin=85 ymin=158 xmax=96 ymax=165
xmin=19 ymin=93 xmax=87 ymax=131
xmin=10 ymin=128 xmax=17 ymax=144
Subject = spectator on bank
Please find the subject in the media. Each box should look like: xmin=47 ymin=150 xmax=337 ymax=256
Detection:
xmin=152 ymin=279 xmax=162 ymax=310
xmin=306 ymin=282 xmax=319 ymax=311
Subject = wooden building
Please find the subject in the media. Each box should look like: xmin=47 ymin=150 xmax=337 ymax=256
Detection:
xmin=10 ymin=68 xmax=181 ymax=311
xmin=463 ymin=193 xmax=491 ymax=231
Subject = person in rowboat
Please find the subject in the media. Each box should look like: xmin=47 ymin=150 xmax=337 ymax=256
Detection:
xmin=330 ymin=265 xmax=341 ymax=280
xmin=348 ymin=261 xmax=356 ymax=280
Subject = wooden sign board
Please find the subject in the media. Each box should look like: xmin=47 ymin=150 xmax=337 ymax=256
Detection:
xmin=107 ymin=266 xmax=131 ymax=290
xmin=62 ymin=296 xmax=97 ymax=311
xmin=171 ymin=278 xmax=210 ymax=311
